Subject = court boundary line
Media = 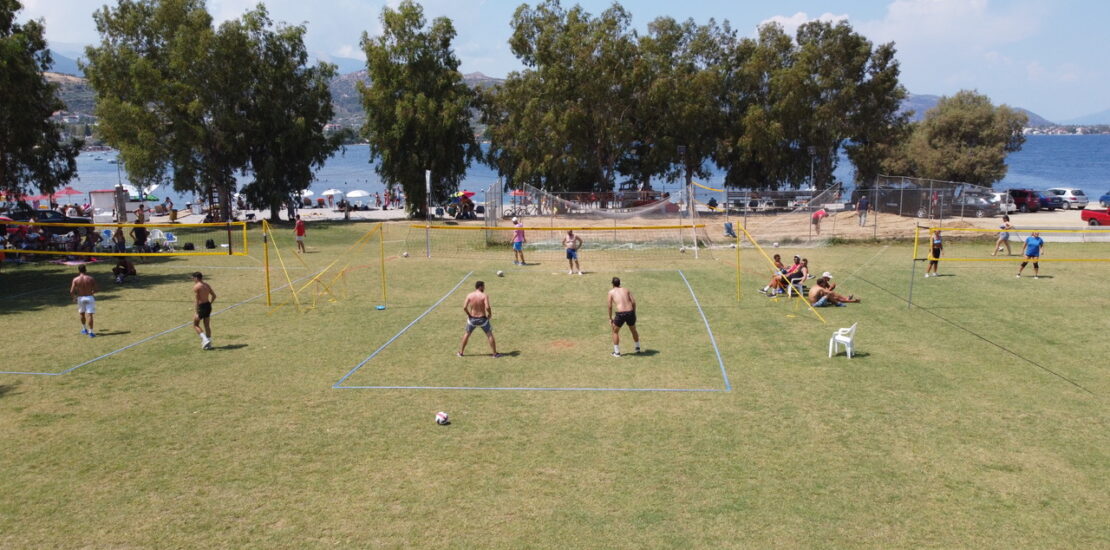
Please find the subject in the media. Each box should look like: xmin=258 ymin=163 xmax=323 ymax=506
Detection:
xmin=334 ymin=269 xmax=730 ymax=393
xmin=0 ymin=270 xmax=323 ymax=377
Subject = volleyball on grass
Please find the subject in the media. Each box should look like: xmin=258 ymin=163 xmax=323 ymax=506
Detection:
xmin=496 ymin=270 xmax=504 ymax=277
xmin=402 ymin=251 xmax=409 ymax=257
xmin=435 ymin=411 xmax=450 ymax=425
xmin=679 ymin=246 xmax=686 ymax=253
xmin=772 ymin=242 xmax=779 ymax=248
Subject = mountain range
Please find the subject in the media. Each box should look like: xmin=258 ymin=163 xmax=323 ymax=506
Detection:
xmin=47 ymin=50 xmax=1099 ymax=127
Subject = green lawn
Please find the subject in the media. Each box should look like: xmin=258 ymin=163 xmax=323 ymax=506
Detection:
xmin=1 ymin=221 xmax=1106 ymax=548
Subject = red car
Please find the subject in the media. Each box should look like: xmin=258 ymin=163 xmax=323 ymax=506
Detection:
xmin=1007 ymin=189 xmax=1041 ymax=213
xmin=1081 ymin=207 xmax=1110 ymax=226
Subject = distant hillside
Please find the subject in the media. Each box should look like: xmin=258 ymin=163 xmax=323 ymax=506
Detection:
xmin=44 ymin=72 xmax=95 ymax=114
xmin=1059 ymin=108 xmax=1110 ymax=125
xmin=330 ymin=71 xmax=505 ymax=128
xmin=48 ymin=50 xmax=83 ymax=77
xmin=900 ymin=93 xmax=1054 ymax=127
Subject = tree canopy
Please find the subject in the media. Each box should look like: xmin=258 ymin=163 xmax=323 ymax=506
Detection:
xmin=0 ymin=0 xmax=81 ymax=198
xmin=883 ymin=90 xmax=1027 ymax=186
xmin=481 ymin=2 xmax=909 ymax=192
xmin=359 ymin=0 xmax=479 ymax=217
xmin=83 ymin=0 xmax=339 ymax=220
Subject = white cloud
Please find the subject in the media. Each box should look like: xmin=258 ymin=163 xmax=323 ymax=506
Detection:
xmin=759 ymin=11 xmax=849 ymax=37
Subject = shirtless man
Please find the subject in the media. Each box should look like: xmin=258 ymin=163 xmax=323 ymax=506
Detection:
xmin=70 ymin=264 xmax=99 ymax=338
xmin=807 ymin=276 xmax=859 ymax=307
xmin=563 ymin=229 xmax=583 ymax=275
xmin=607 ymin=277 xmax=640 ymax=357
xmin=191 ymin=272 xmax=217 ymax=350
xmin=458 ymin=280 xmax=500 ymax=357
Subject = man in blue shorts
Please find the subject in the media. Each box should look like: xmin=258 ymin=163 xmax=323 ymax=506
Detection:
xmin=511 ymin=217 xmax=526 ymax=265
xmin=563 ymin=229 xmax=583 ymax=275
xmin=1016 ymin=231 xmax=1046 ymax=279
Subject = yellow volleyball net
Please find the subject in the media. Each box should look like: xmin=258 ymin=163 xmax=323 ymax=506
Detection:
xmin=0 ymin=220 xmax=248 ymax=257
xmin=260 ymin=220 xmax=387 ymax=313
xmin=912 ymin=225 xmax=1110 ymax=263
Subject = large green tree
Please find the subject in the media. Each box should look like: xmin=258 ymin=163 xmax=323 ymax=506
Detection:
xmin=0 ymin=0 xmax=81 ymax=198
xmin=85 ymin=1 xmax=338 ymax=221
xmin=885 ymin=90 xmax=1027 ymax=185
xmin=484 ymin=0 xmax=638 ymax=192
xmin=359 ymin=0 xmax=478 ymax=217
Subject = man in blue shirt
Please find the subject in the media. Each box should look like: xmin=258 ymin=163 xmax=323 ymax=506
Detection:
xmin=857 ymin=195 xmax=870 ymax=227
xmin=1017 ymin=231 xmax=1045 ymax=278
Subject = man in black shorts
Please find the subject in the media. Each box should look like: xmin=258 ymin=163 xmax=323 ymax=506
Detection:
xmin=458 ymin=280 xmax=500 ymax=357
xmin=607 ymin=277 xmax=640 ymax=357
xmin=192 ymin=272 xmax=217 ymax=350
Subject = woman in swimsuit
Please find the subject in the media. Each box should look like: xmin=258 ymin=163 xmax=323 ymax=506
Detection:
xmin=992 ymin=215 xmax=1013 ymax=256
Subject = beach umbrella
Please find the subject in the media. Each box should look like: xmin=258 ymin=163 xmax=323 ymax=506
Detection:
xmin=346 ymin=190 xmax=370 ymax=198
xmin=453 ymin=190 xmax=476 ymax=198
xmin=321 ymin=189 xmax=344 ymax=196
xmin=509 ymin=189 xmax=528 ymax=196
xmin=296 ymin=189 xmax=314 ymax=198
xmin=53 ymin=186 xmax=82 ymax=197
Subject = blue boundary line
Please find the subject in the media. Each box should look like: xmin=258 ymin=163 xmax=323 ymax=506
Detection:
xmin=679 ymin=269 xmax=731 ymax=391
xmin=333 ymin=271 xmax=474 ymax=388
xmin=335 ymin=269 xmax=730 ymax=393
xmin=2 ymin=270 xmax=323 ymax=377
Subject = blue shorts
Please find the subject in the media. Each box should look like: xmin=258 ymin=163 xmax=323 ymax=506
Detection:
xmin=813 ymin=296 xmax=845 ymax=308
xmin=512 ymin=241 xmax=522 ymax=251
xmin=566 ymin=248 xmax=578 ymax=260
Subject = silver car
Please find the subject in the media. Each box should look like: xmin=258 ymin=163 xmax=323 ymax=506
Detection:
xmin=1046 ymin=187 xmax=1089 ymax=209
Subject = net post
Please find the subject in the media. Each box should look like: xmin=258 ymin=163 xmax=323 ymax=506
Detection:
xmin=379 ymin=223 xmax=387 ymax=304
xmin=226 ymin=222 xmax=233 ymax=255
xmin=263 ymin=220 xmax=272 ymax=306
xmin=735 ymin=229 xmax=741 ymax=302
xmin=907 ymin=225 xmax=920 ymax=309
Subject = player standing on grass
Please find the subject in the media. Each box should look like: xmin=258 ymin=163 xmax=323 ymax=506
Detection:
xmin=458 ymin=281 xmax=500 ymax=358
xmin=1017 ymin=231 xmax=1045 ymax=279
xmin=511 ymin=217 xmax=526 ymax=265
xmin=607 ymin=277 xmax=640 ymax=357
xmin=294 ymin=215 xmax=306 ymax=253
xmin=70 ymin=265 xmax=99 ymax=337
xmin=192 ymin=272 xmax=217 ymax=350
xmin=925 ymin=229 xmax=942 ymax=277
xmin=563 ymin=229 xmax=583 ymax=275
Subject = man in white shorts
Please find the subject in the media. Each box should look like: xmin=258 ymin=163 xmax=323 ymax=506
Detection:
xmin=70 ymin=264 xmax=99 ymax=338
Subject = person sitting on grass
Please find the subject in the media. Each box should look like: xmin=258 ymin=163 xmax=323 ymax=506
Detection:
xmin=112 ymin=257 xmax=137 ymax=283
xmin=807 ymin=276 xmax=860 ymax=307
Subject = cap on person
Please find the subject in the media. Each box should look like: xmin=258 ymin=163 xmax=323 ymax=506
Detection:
xmin=822 ymin=271 xmax=832 ymax=279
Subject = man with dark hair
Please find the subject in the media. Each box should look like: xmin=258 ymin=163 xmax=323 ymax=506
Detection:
xmin=192 ymin=272 xmax=217 ymax=350
xmin=607 ymin=277 xmax=640 ymax=357
xmin=70 ymin=264 xmax=99 ymax=337
xmin=458 ymin=280 xmax=500 ymax=357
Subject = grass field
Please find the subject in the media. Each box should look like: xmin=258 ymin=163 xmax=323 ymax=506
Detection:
xmin=1 ymin=221 xmax=1107 ymax=548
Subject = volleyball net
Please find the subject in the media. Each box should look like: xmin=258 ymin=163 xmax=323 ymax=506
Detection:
xmin=0 ymin=220 xmax=248 ymax=257
xmin=261 ymin=220 xmax=387 ymax=313
xmin=913 ymin=225 xmax=1110 ymax=263
xmin=406 ymin=223 xmax=715 ymax=264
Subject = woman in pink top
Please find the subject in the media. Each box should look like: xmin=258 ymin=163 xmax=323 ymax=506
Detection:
xmin=511 ymin=217 xmax=526 ymax=265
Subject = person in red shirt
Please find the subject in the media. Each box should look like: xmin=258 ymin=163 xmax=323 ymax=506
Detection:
xmin=294 ymin=215 xmax=306 ymax=253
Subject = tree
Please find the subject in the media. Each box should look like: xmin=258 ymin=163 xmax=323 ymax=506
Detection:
xmin=84 ymin=1 xmax=340 ymax=221
xmin=0 ymin=0 xmax=81 ymax=198
xmin=360 ymin=0 xmax=478 ymax=217
xmin=231 ymin=7 xmax=342 ymax=222
xmin=887 ymin=90 xmax=1027 ymax=185
xmin=483 ymin=0 xmax=638 ymax=192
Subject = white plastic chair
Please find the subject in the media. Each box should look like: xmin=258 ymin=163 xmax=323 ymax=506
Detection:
xmin=148 ymin=228 xmax=166 ymax=248
xmin=828 ymin=322 xmax=858 ymax=358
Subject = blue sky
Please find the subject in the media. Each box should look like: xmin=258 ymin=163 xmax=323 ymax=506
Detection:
xmin=18 ymin=0 xmax=1110 ymax=122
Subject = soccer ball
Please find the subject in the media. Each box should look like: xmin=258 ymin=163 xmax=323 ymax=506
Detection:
xmin=435 ymin=411 xmax=450 ymax=425
xmin=496 ymin=270 xmax=504 ymax=277
xmin=679 ymin=246 xmax=686 ymax=253
xmin=772 ymin=242 xmax=779 ymax=248
xmin=729 ymin=243 xmax=736 ymax=249
xmin=402 ymin=251 xmax=409 ymax=257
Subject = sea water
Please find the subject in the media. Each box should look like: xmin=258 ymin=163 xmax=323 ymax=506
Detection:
xmin=63 ymin=135 xmax=1110 ymax=210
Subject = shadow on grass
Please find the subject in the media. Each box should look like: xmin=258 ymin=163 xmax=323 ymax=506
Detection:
xmin=0 ymin=384 xmax=17 ymax=399
xmin=91 ymin=330 xmax=132 ymax=337
xmin=213 ymin=344 xmax=248 ymax=351
xmin=830 ymin=351 xmax=871 ymax=359
xmin=628 ymin=349 xmax=659 ymax=357
xmin=0 ymin=257 xmax=207 ymax=316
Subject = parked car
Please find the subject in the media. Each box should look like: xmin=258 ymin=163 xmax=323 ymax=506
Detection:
xmin=990 ymin=192 xmax=1017 ymax=214
xmin=1081 ymin=207 xmax=1110 ymax=226
xmin=1007 ymin=189 xmax=1041 ymax=213
xmin=948 ymin=193 xmax=1001 ymax=218
xmin=1046 ymin=187 xmax=1089 ymax=210
xmin=1036 ymin=192 xmax=1064 ymax=211
xmin=4 ymin=208 xmax=92 ymax=235
xmin=1098 ymin=190 xmax=1110 ymax=207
